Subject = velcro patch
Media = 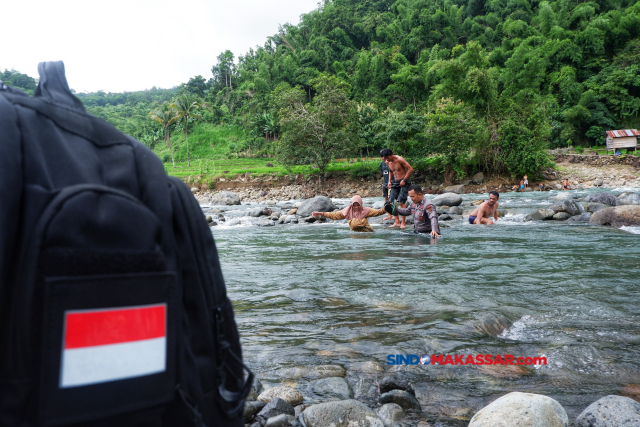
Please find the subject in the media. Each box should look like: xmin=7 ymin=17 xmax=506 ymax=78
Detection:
xmin=426 ymin=206 xmax=433 ymax=213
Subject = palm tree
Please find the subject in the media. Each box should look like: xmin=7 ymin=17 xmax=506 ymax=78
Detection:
xmin=149 ymin=102 xmax=180 ymax=167
xmin=170 ymin=94 xmax=202 ymax=167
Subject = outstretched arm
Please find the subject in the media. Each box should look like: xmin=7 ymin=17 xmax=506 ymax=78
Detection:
xmin=365 ymin=208 xmax=388 ymax=218
xmin=313 ymin=211 xmax=345 ymax=220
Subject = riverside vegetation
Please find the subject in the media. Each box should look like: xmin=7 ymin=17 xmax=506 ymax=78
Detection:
xmin=4 ymin=0 xmax=640 ymax=184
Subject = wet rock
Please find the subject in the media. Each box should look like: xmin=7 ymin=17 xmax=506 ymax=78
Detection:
xmin=583 ymin=192 xmax=618 ymax=206
xmin=526 ymin=209 xmax=555 ymax=221
xmin=438 ymin=214 xmax=452 ymax=221
xmin=264 ymin=414 xmax=296 ymax=427
xmin=257 ymin=398 xmax=295 ymax=421
xmin=302 ymin=400 xmax=384 ymax=427
xmin=553 ymin=212 xmax=572 ymax=220
xmin=257 ymin=219 xmax=276 ymax=227
xmin=472 ymin=172 xmax=484 ymax=184
xmin=444 ymin=184 xmax=465 ymax=194
xmin=567 ymin=213 xmax=592 ymax=222
xmin=294 ymin=404 xmax=306 ymax=417
xmin=302 ymin=216 xmax=317 ymax=223
xmin=468 ymin=392 xmax=568 ymax=427
xmin=477 ymin=363 xmax=531 ymax=378
xmin=258 ymin=386 xmax=304 ymax=406
xmin=617 ymin=192 xmax=640 ymax=205
xmin=594 ymin=178 xmax=604 ymax=186
xmin=377 ymin=403 xmax=404 ymax=427
xmin=287 ymin=208 xmax=298 ymax=215
xmin=523 ymin=187 xmax=533 ymax=192
xmin=353 ymin=378 xmax=376 ymax=398
xmin=449 ymin=206 xmax=463 ymax=215
xmin=574 ymin=395 xmax=640 ymax=427
xmin=433 ymin=192 xmax=463 ymax=207
xmin=585 ymin=202 xmax=609 ymax=213
xmin=249 ymin=207 xmax=266 ymax=217
xmin=372 ymin=201 xmax=385 ymax=209
xmin=379 ymin=376 xmax=415 ymax=396
xmin=379 ymin=390 xmax=422 ymax=411
xmin=590 ymin=205 xmax=640 ymax=227
xmin=550 ymin=199 xmax=581 ymax=216
xmin=296 ymin=196 xmax=338 ymax=217
xmin=243 ymin=401 xmax=267 ymax=422
xmin=283 ymin=215 xmax=299 ymax=224
xmin=312 ymin=377 xmax=352 ymax=399
xmin=279 ymin=365 xmax=347 ymax=380
xmin=471 ymin=199 xmax=484 ymax=205
xmin=352 ymin=361 xmax=385 ymax=374
xmin=210 ymin=191 xmax=241 ymax=205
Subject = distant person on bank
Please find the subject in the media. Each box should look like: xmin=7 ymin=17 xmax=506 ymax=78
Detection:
xmin=393 ymin=185 xmax=440 ymax=237
xmin=380 ymin=148 xmax=414 ymax=229
xmin=468 ymin=191 xmax=500 ymax=225
xmin=312 ymin=195 xmax=387 ymax=232
xmin=563 ymin=179 xmax=571 ymax=190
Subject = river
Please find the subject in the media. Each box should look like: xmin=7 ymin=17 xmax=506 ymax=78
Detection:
xmin=209 ymin=188 xmax=640 ymax=424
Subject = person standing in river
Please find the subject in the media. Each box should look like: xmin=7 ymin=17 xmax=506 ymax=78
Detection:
xmin=380 ymin=159 xmax=392 ymax=220
xmin=468 ymin=191 xmax=500 ymax=225
xmin=380 ymin=148 xmax=413 ymax=229
xmin=394 ymin=185 xmax=440 ymax=237
xmin=312 ymin=195 xmax=387 ymax=232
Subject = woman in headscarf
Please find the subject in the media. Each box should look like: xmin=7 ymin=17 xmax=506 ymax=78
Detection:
xmin=312 ymin=195 xmax=387 ymax=232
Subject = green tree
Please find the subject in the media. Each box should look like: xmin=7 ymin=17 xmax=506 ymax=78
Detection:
xmin=273 ymin=75 xmax=362 ymax=183
xmin=149 ymin=102 xmax=180 ymax=167
xmin=170 ymin=94 xmax=202 ymax=167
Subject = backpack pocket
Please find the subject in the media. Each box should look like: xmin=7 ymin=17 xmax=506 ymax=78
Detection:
xmin=12 ymin=185 xmax=176 ymax=426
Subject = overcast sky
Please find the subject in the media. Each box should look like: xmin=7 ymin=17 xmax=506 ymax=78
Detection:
xmin=2 ymin=0 xmax=319 ymax=93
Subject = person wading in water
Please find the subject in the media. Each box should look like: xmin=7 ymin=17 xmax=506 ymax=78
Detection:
xmin=468 ymin=191 xmax=500 ymax=225
xmin=312 ymin=195 xmax=387 ymax=232
xmin=380 ymin=148 xmax=413 ymax=229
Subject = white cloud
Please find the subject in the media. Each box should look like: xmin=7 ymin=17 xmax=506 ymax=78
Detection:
xmin=2 ymin=0 xmax=319 ymax=93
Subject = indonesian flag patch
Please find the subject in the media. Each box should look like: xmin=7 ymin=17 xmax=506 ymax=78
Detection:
xmin=60 ymin=304 xmax=167 ymax=388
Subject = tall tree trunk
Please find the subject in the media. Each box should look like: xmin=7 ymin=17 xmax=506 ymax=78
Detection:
xmin=185 ymin=117 xmax=190 ymax=167
xmin=165 ymin=126 xmax=175 ymax=168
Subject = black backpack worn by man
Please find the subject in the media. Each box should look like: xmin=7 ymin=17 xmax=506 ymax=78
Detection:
xmin=0 ymin=61 xmax=252 ymax=426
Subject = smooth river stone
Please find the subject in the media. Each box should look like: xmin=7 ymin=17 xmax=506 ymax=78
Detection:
xmin=279 ymin=365 xmax=346 ymax=380
xmin=302 ymin=400 xmax=384 ymax=427
xmin=379 ymin=390 xmax=422 ymax=411
xmin=379 ymin=376 xmax=415 ymax=396
xmin=258 ymin=386 xmax=303 ymax=406
xmin=468 ymin=392 xmax=568 ymax=427
xmin=312 ymin=377 xmax=352 ymax=399
xmin=377 ymin=403 xmax=405 ymax=426
xmin=574 ymin=395 xmax=640 ymax=427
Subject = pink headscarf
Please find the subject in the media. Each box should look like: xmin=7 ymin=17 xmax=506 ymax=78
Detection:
xmin=341 ymin=195 xmax=371 ymax=220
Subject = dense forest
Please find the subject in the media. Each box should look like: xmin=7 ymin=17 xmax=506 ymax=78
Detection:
xmin=4 ymin=0 xmax=640 ymax=179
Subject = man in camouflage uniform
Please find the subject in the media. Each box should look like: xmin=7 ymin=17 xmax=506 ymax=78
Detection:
xmin=396 ymin=185 xmax=440 ymax=237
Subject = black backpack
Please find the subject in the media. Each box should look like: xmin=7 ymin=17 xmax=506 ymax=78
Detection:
xmin=0 ymin=61 xmax=252 ymax=427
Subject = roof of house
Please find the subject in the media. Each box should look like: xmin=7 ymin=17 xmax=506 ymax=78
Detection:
xmin=606 ymin=129 xmax=640 ymax=138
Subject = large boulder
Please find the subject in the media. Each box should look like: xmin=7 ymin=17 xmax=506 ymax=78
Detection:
xmin=444 ymin=184 xmax=466 ymax=194
xmin=472 ymin=172 xmax=485 ymax=185
xmin=617 ymin=192 xmax=640 ymax=205
xmin=433 ymin=192 xmax=463 ymax=207
xmin=210 ymin=191 xmax=241 ymax=205
xmin=553 ymin=212 xmax=572 ymax=220
xmin=312 ymin=377 xmax=353 ymax=400
xmin=584 ymin=202 xmax=609 ymax=213
xmin=302 ymin=400 xmax=384 ymax=427
xmin=526 ymin=209 xmax=555 ymax=221
xmin=468 ymin=392 xmax=568 ymax=427
xmin=549 ymin=200 xmax=581 ymax=216
xmin=574 ymin=395 xmax=640 ymax=427
xmin=583 ymin=192 xmax=618 ymax=206
xmin=590 ymin=205 xmax=640 ymax=227
xmin=296 ymin=196 xmax=338 ymax=217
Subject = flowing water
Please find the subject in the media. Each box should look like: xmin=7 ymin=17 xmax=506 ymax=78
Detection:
xmin=210 ymin=188 xmax=640 ymax=424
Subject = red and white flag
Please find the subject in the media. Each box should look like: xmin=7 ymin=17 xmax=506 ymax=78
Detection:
xmin=61 ymin=304 xmax=167 ymax=388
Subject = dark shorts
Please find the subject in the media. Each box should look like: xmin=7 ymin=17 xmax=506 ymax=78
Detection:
xmin=389 ymin=180 xmax=410 ymax=204
xmin=383 ymin=184 xmax=389 ymax=198
xmin=469 ymin=215 xmax=477 ymax=224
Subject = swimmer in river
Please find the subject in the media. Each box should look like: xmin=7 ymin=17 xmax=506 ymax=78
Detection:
xmin=468 ymin=191 xmax=500 ymax=225
xmin=312 ymin=195 xmax=386 ymax=232
xmin=380 ymin=148 xmax=414 ymax=229
xmin=393 ymin=185 xmax=440 ymax=237
xmin=563 ymin=179 xmax=571 ymax=190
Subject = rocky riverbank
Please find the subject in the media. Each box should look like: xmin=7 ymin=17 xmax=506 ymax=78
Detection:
xmin=242 ymin=362 xmax=640 ymax=427
xmin=191 ymin=156 xmax=640 ymax=204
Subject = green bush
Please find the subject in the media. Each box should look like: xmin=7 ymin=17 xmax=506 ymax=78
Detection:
xmin=575 ymin=146 xmax=585 ymax=154
xmin=349 ymin=161 xmax=380 ymax=178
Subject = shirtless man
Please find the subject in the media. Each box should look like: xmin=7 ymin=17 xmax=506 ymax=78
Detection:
xmin=468 ymin=191 xmax=499 ymax=225
xmin=380 ymin=148 xmax=413 ymax=229
xmin=562 ymin=179 xmax=571 ymax=190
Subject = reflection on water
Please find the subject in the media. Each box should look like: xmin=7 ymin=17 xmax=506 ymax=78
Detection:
xmin=212 ymin=189 xmax=640 ymax=421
